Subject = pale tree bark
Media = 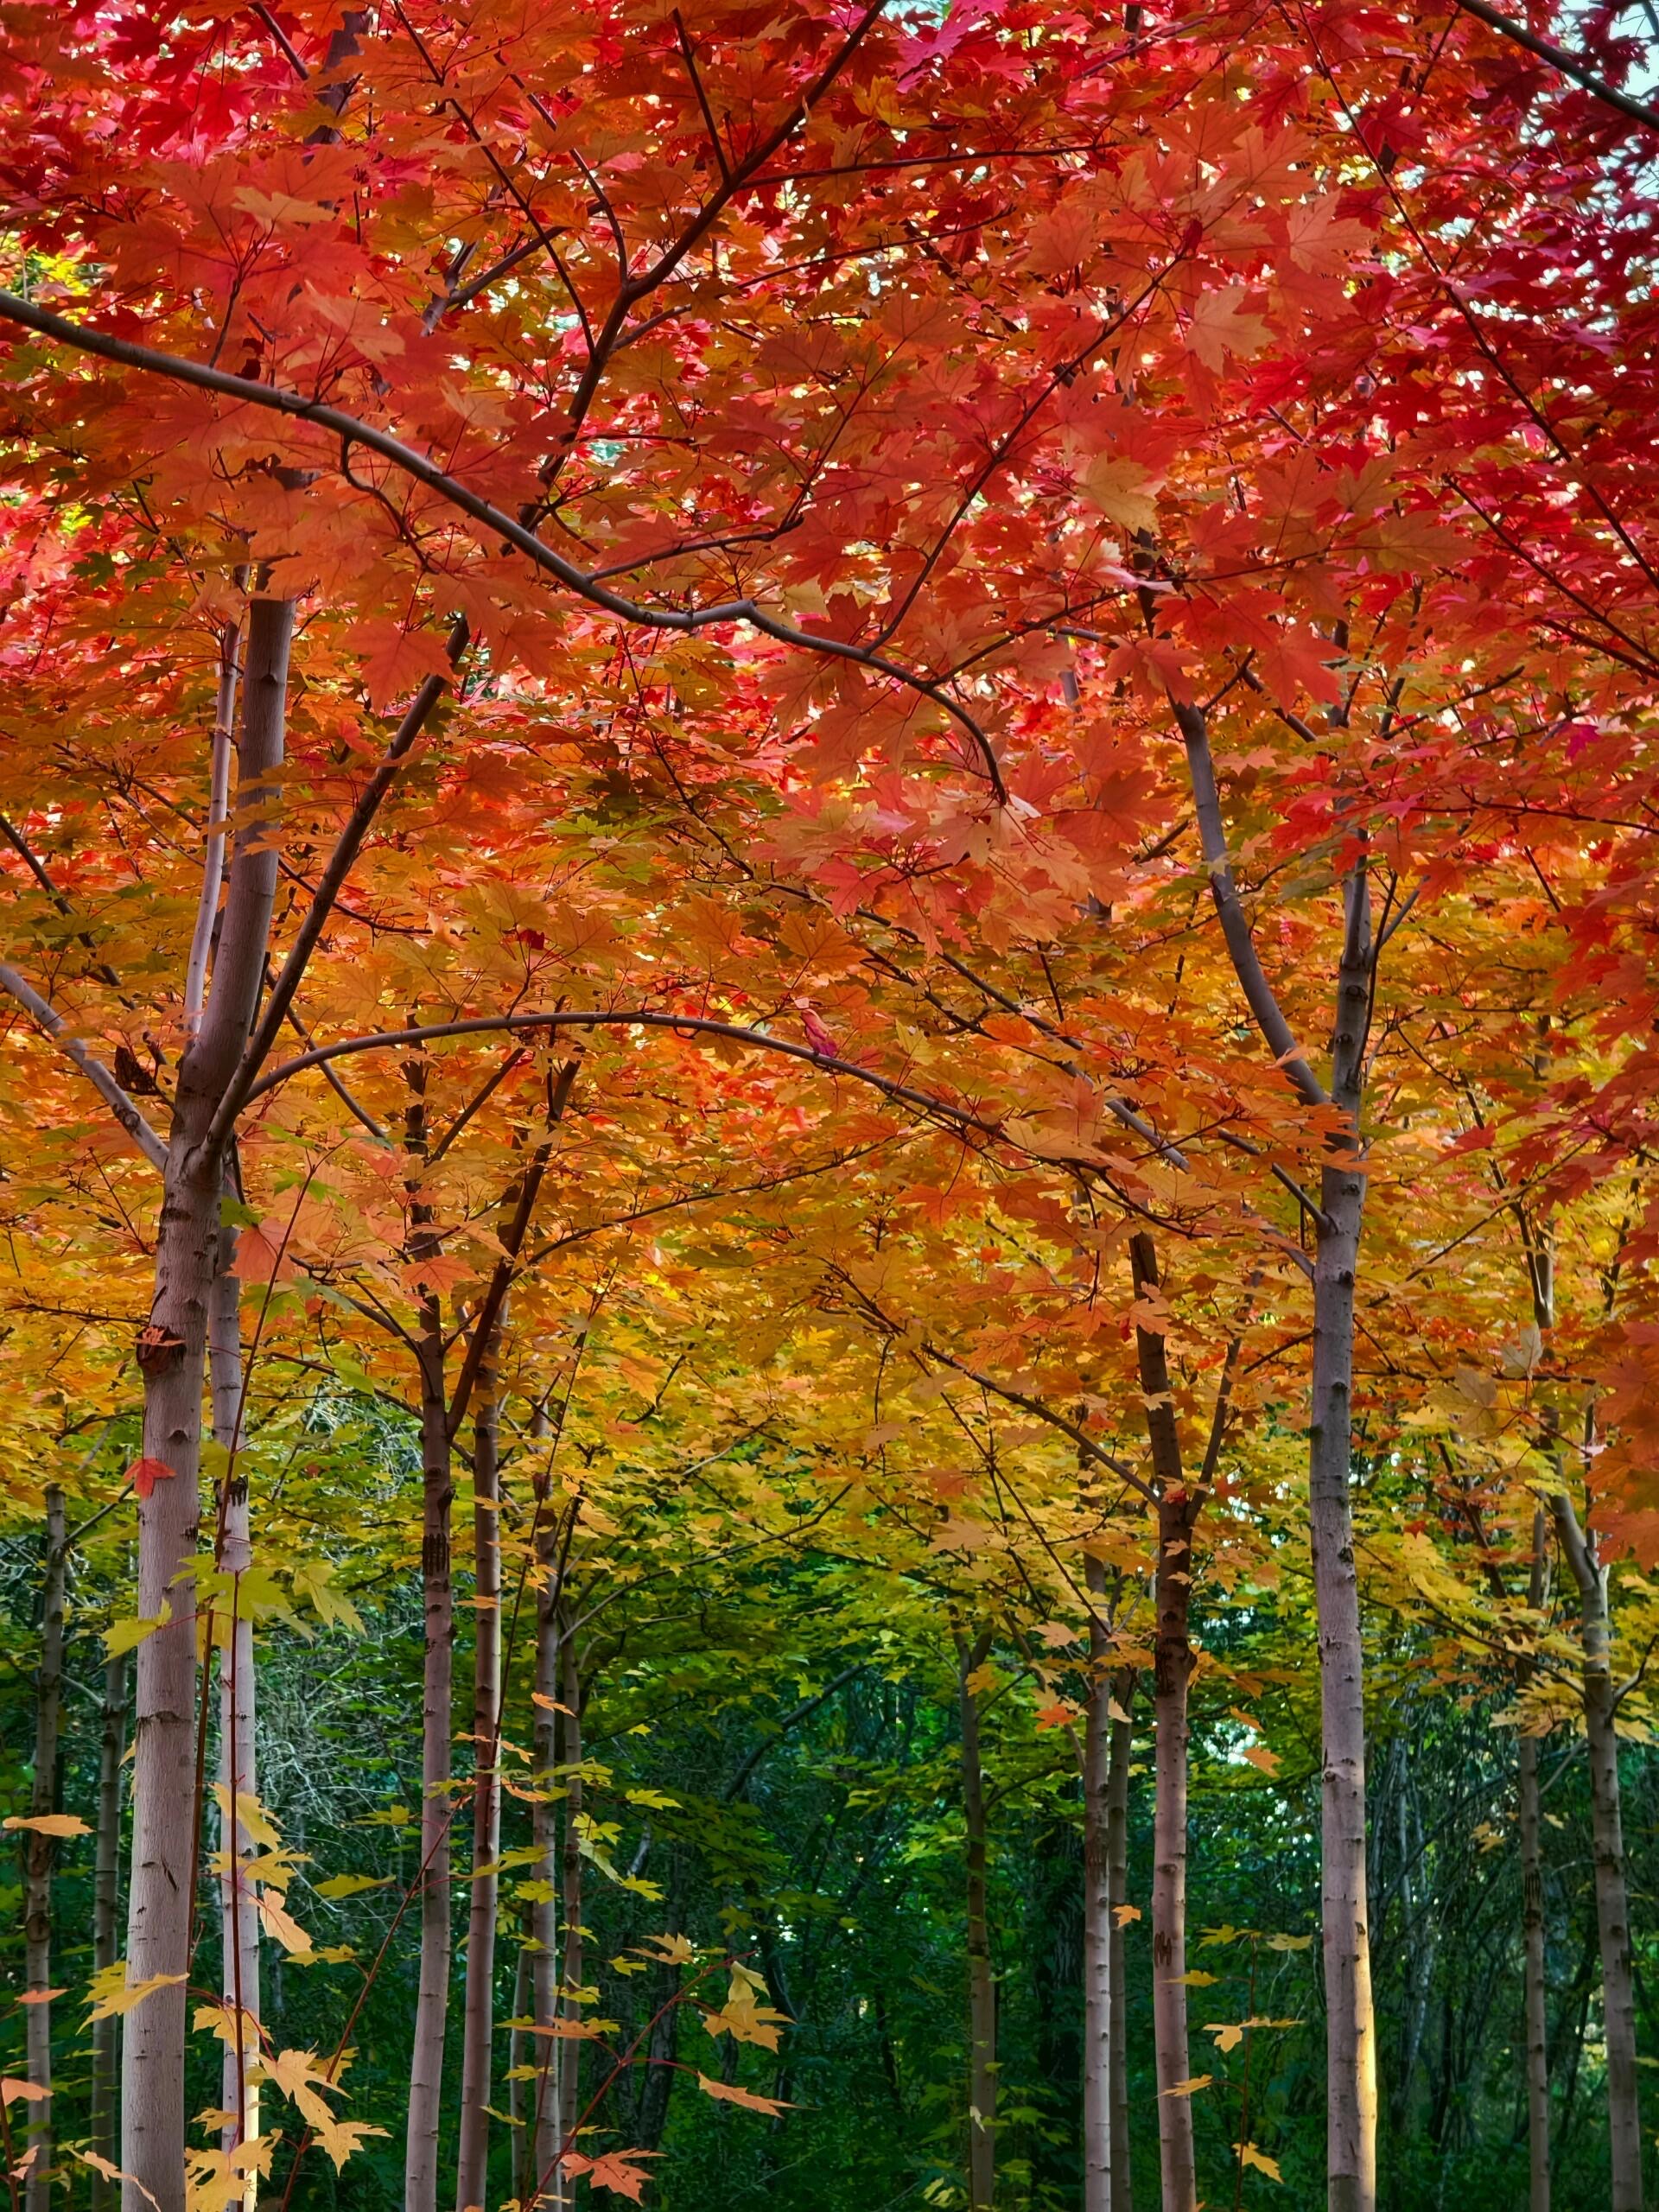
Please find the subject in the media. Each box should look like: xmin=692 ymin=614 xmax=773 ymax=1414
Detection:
xmin=1518 ymin=1716 xmax=1550 ymax=2212
xmin=404 ymin=1048 xmax=456 ymax=2212
xmin=182 ymin=620 xmax=240 ymax=1038
xmin=1128 ymin=1235 xmax=1198 ymax=2212
xmin=958 ymin=1629 xmax=996 ymax=2212
xmin=1518 ymin=1499 xmax=1552 ymax=2212
xmin=455 ymin=1320 xmax=505 ymax=2212
xmin=92 ymin=1650 xmax=129 ymax=2212
xmin=1553 ymin=1494 xmax=1643 ymax=2211
xmin=1107 ymin=1674 xmax=1135 ymax=2212
xmin=1306 ymin=863 xmax=1378 ymax=2212
xmin=22 ymin=1484 xmax=67 ymax=2212
xmin=1174 ymin=700 xmax=1380 ymax=2212
xmin=125 ymin=594 xmax=296 ymax=2212
xmin=530 ymin=1406 xmax=562 ymax=2206
xmin=555 ymin=1618 xmax=585 ymax=2203
xmin=508 ymin=1934 xmax=531 ymax=2205
xmin=1083 ymin=1564 xmax=1115 ymax=2212
xmin=208 ymin=1245 xmax=261 ymax=2203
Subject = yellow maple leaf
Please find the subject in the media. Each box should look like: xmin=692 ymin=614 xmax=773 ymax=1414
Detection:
xmin=1236 ymin=2143 xmax=1284 ymax=2181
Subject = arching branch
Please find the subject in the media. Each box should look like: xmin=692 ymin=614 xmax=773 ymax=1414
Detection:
xmin=237 ymin=1007 xmax=1004 ymax=1143
xmin=0 ymin=294 xmax=1007 ymax=804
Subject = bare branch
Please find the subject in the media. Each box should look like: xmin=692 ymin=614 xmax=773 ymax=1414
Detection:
xmin=1173 ymin=697 xmax=1330 ymax=1110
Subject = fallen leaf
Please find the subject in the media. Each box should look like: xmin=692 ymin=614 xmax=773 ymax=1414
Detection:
xmin=3 ymin=1813 xmax=90 ymax=1838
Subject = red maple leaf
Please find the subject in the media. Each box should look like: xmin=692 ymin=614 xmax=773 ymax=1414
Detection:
xmin=129 ymin=1457 xmax=175 ymax=1500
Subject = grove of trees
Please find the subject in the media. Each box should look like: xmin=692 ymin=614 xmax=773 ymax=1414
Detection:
xmin=2 ymin=3 xmax=1658 ymax=2210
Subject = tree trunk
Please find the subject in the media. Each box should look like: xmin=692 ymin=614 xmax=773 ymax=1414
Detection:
xmin=1554 ymin=1494 xmax=1643 ymax=2210
xmin=1175 ymin=699 xmax=1379 ymax=2212
xmin=1518 ymin=1726 xmax=1549 ymax=2212
xmin=1107 ymin=1674 xmax=1135 ymax=2212
xmin=1309 ymin=863 xmax=1377 ymax=2212
xmin=1083 ymin=1567 xmax=1114 ymax=2212
xmin=508 ymin=1934 xmax=530 ymax=2207
xmin=1519 ymin=1505 xmax=1550 ymax=2212
xmin=92 ymin=1649 xmax=129 ymax=2212
xmin=455 ymin=1328 xmax=504 ymax=2212
xmin=405 ymin=1290 xmax=455 ymax=2212
xmin=556 ymin=1618 xmax=585 ymax=2204
xmin=209 ymin=1249 xmax=261 ymax=2202
xmin=22 ymin=1484 xmax=67 ymax=2212
xmin=959 ymin=1629 xmax=996 ymax=2212
xmin=125 ymin=594 xmax=295 ymax=2212
xmin=531 ymin=1420 xmax=561 ymax=2206
xmin=1128 ymin=1235 xmax=1198 ymax=2212
xmin=1084 ymin=1557 xmax=1123 ymax=2212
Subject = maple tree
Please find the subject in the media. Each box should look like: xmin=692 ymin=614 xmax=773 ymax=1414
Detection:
xmin=3 ymin=2 xmax=1659 ymax=2212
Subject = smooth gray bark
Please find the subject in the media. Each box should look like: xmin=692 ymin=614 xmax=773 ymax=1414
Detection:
xmin=209 ymin=1249 xmax=261 ymax=2200
xmin=455 ymin=1333 xmax=504 ymax=2212
xmin=1106 ymin=1675 xmax=1135 ymax=2212
xmin=404 ymin=1057 xmax=455 ymax=2212
xmin=1083 ymin=1573 xmax=1114 ymax=2212
xmin=1307 ymin=863 xmax=1377 ymax=2212
xmin=1129 ymin=1236 xmax=1198 ymax=2212
xmin=1175 ymin=698 xmax=1379 ymax=2212
xmin=124 ymin=595 xmax=295 ymax=2212
xmin=531 ymin=1408 xmax=562 ymax=2205
xmin=555 ymin=1622 xmax=586 ymax=2204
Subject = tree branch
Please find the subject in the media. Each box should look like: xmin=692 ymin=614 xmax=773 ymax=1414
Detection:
xmin=0 ymin=962 xmax=168 ymax=1171
xmin=1172 ymin=697 xmax=1330 ymax=1109
xmin=0 ymin=294 xmax=1006 ymax=803
xmin=241 ymin=1007 xmax=1004 ymax=1141
xmin=1447 ymin=0 xmax=1659 ymax=134
xmin=206 ymin=613 xmax=468 ymax=1154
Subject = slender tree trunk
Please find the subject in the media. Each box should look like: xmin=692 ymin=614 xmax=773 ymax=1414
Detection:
xmin=1518 ymin=1726 xmax=1549 ymax=2212
xmin=209 ymin=1249 xmax=261 ymax=2202
xmin=1128 ymin=1235 xmax=1198 ymax=2212
xmin=1083 ymin=1567 xmax=1115 ymax=2212
xmin=556 ymin=1618 xmax=585 ymax=2204
xmin=1519 ymin=1505 xmax=1550 ymax=2212
xmin=126 ymin=594 xmax=295 ymax=2212
xmin=1176 ymin=700 xmax=1380 ymax=2212
xmin=531 ymin=1423 xmax=561 ymax=2206
xmin=508 ymin=1935 xmax=530 ymax=2206
xmin=959 ymin=1629 xmax=996 ymax=2212
xmin=1084 ymin=1592 xmax=1110 ymax=2212
xmin=405 ymin=1293 xmax=455 ymax=2212
xmin=456 ymin=1327 xmax=504 ymax=2212
xmin=1309 ymin=864 xmax=1377 ymax=2212
xmin=22 ymin=1484 xmax=67 ymax=2212
xmin=1107 ymin=1673 xmax=1135 ymax=2212
xmin=1554 ymin=1494 xmax=1642 ymax=2210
